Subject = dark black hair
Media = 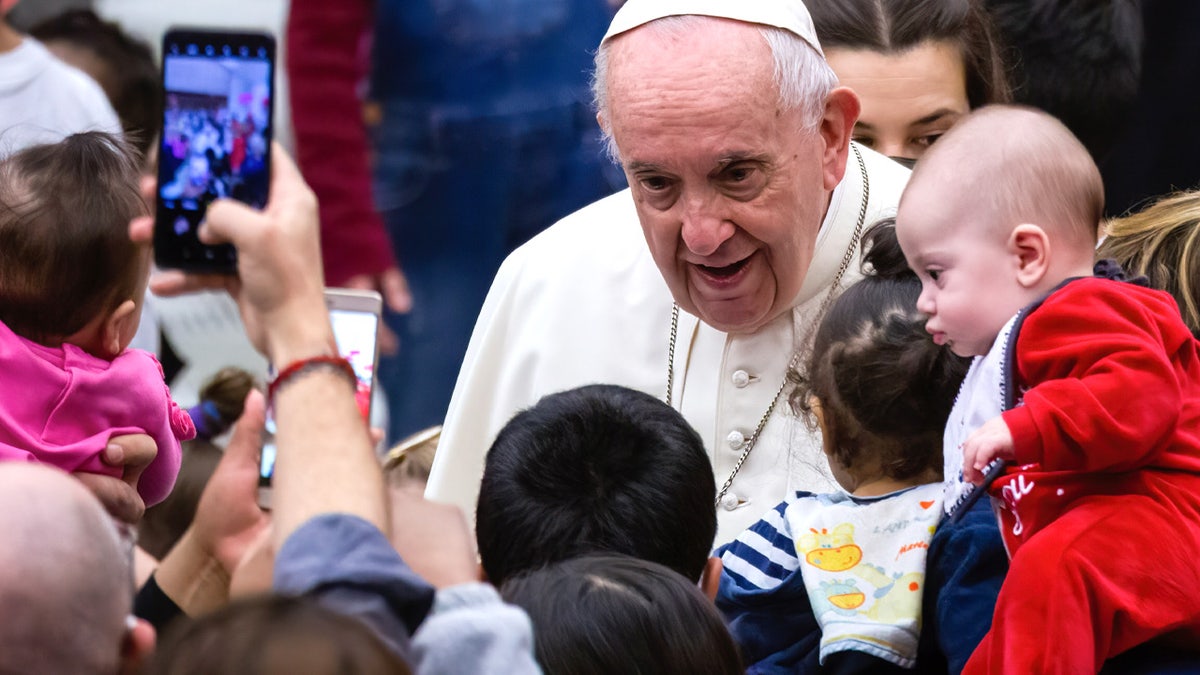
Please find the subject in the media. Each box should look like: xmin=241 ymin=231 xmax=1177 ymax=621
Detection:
xmin=981 ymin=0 xmax=1141 ymax=161
xmin=807 ymin=0 xmax=1011 ymax=108
xmin=145 ymin=594 xmax=410 ymax=675
xmin=0 ymin=131 xmax=146 ymax=344
xmin=501 ymin=554 xmax=743 ymax=675
xmin=790 ymin=219 xmax=969 ymax=482
xmin=30 ymin=9 xmax=163 ymax=158
xmin=476 ymin=384 xmax=716 ymax=585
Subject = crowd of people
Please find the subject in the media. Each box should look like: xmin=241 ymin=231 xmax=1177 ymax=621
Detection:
xmin=1 ymin=0 xmax=1200 ymax=673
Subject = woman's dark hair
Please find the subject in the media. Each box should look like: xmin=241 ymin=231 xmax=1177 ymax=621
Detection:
xmin=501 ymin=554 xmax=743 ymax=675
xmin=144 ymin=594 xmax=410 ymax=675
xmin=807 ymin=0 xmax=1011 ymax=108
xmin=789 ymin=219 xmax=969 ymax=482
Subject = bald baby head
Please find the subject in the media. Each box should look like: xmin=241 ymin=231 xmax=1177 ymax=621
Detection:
xmin=904 ymin=104 xmax=1103 ymax=252
xmin=0 ymin=464 xmax=133 ymax=675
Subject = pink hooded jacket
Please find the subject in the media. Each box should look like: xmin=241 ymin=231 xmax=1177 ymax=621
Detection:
xmin=0 ymin=320 xmax=193 ymax=505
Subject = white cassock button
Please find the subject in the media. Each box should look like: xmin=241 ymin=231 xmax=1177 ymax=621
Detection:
xmin=720 ymin=493 xmax=740 ymax=511
xmin=726 ymin=430 xmax=746 ymax=449
xmin=731 ymin=370 xmax=751 ymax=388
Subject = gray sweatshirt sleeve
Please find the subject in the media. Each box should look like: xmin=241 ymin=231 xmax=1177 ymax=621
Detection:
xmin=412 ymin=582 xmax=542 ymax=675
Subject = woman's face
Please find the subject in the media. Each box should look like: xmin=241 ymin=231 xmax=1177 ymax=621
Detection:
xmin=827 ymin=40 xmax=970 ymax=162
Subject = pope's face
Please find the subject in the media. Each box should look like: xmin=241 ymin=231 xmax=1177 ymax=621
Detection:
xmin=604 ymin=20 xmax=842 ymax=334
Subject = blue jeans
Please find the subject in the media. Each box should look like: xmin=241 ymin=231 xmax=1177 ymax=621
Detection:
xmin=371 ymin=100 xmax=624 ymax=440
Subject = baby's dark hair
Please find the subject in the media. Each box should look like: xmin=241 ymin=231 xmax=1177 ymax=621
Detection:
xmin=0 ymin=131 xmax=146 ymax=345
xmin=790 ymin=219 xmax=969 ymax=482
xmin=30 ymin=10 xmax=163 ymax=158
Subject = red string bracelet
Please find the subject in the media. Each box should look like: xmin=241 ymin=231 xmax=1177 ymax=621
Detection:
xmin=267 ymin=355 xmax=358 ymax=403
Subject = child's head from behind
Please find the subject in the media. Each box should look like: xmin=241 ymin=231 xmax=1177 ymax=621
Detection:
xmin=501 ymin=553 xmax=743 ymax=675
xmin=0 ymin=131 xmax=148 ymax=358
xmin=144 ymin=594 xmax=411 ymax=675
xmin=476 ymin=384 xmax=716 ymax=586
xmin=895 ymin=104 xmax=1103 ymax=357
xmin=793 ymin=221 xmax=969 ymax=492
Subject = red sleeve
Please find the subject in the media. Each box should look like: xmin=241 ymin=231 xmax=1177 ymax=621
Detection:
xmin=286 ymin=0 xmax=397 ymax=287
xmin=1001 ymin=279 xmax=1188 ymax=473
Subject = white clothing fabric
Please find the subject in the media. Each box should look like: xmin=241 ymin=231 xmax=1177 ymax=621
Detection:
xmin=603 ymin=0 xmax=823 ymax=56
xmin=0 ymin=38 xmax=120 ymax=156
xmin=426 ymin=145 xmax=911 ymax=544
xmin=942 ymin=314 xmax=1018 ymax=516
xmin=790 ymin=484 xmax=943 ymax=668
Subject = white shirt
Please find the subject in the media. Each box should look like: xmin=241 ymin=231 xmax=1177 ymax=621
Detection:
xmin=0 ymin=38 xmax=120 ymax=156
xmin=426 ymin=144 xmax=912 ymax=544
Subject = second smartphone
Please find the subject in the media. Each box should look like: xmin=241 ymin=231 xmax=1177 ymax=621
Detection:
xmin=154 ymin=28 xmax=275 ymax=273
xmin=257 ymin=289 xmax=383 ymax=508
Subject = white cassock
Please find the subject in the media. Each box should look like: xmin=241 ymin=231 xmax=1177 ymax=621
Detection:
xmin=426 ymin=144 xmax=912 ymax=544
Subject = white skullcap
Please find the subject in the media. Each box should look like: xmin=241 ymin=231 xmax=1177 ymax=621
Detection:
xmin=602 ymin=0 xmax=823 ymax=57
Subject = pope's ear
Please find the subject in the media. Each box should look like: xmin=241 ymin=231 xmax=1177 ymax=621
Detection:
xmin=819 ymin=87 xmax=861 ymax=192
xmin=1010 ymin=223 xmax=1050 ymax=288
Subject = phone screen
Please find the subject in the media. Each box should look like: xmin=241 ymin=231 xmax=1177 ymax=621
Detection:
xmin=154 ymin=29 xmax=275 ymax=272
xmin=258 ymin=303 xmax=381 ymax=491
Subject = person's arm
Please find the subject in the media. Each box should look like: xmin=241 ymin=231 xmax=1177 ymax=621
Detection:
xmin=715 ymin=498 xmax=821 ymax=673
xmin=138 ymin=390 xmax=272 ymax=623
xmin=286 ymin=0 xmax=411 ymax=315
xmin=1001 ymin=281 xmax=1191 ymax=473
xmin=922 ymin=498 xmax=1007 ymax=675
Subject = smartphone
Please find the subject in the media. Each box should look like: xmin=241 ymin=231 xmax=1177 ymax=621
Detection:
xmin=257 ymin=289 xmax=383 ymax=508
xmin=154 ymin=28 xmax=275 ymax=273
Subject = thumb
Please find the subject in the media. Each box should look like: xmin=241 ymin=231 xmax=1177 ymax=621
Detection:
xmin=225 ymin=389 xmax=267 ymax=466
xmin=201 ymin=197 xmax=261 ymax=246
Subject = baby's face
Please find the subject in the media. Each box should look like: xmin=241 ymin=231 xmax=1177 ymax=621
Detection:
xmin=896 ymin=188 xmax=1031 ymax=357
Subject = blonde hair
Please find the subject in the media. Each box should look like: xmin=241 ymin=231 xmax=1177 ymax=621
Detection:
xmin=383 ymin=425 xmax=441 ymax=488
xmin=1099 ymin=190 xmax=1200 ymax=337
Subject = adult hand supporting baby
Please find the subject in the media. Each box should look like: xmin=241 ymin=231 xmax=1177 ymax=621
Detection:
xmin=73 ymin=433 xmax=158 ymax=523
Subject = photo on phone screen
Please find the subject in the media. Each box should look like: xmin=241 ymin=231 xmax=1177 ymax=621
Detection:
xmin=258 ymin=290 xmax=383 ymax=506
xmin=154 ymin=28 xmax=275 ymax=273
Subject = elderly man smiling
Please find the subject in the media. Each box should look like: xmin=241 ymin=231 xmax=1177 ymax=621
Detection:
xmin=427 ymin=0 xmax=912 ymax=542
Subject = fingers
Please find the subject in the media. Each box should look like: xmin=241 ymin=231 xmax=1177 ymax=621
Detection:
xmin=104 ymin=435 xmax=159 ymax=471
xmin=381 ymin=267 xmax=413 ymax=314
xmin=74 ymin=473 xmax=145 ymax=524
xmin=129 ymin=215 xmax=153 ymax=245
xmin=148 ymin=269 xmax=239 ymax=297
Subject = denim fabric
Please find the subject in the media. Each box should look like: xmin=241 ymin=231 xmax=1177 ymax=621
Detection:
xmin=368 ymin=0 xmax=624 ymax=440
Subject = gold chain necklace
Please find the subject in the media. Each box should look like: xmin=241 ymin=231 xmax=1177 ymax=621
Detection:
xmin=665 ymin=144 xmax=870 ymax=507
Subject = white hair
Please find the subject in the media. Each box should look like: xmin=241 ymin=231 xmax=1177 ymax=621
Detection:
xmin=591 ymin=15 xmax=838 ymax=163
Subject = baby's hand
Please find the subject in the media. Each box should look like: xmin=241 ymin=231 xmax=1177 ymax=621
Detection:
xmin=962 ymin=416 xmax=1015 ymax=484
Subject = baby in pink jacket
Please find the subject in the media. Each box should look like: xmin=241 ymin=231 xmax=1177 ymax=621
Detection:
xmin=0 ymin=132 xmax=193 ymax=506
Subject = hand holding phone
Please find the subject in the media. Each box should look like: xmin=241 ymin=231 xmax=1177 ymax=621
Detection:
xmin=257 ymin=289 xmax=383 ymax=508
xmin=154 ymin=28 xmax=275 ymax=273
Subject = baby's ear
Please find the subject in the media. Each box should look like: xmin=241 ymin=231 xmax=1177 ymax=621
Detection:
xmin=1009 ymin=224 xmax=1050 ymax=289
xmin=100 ymin=299 xmax=138 ymax=359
